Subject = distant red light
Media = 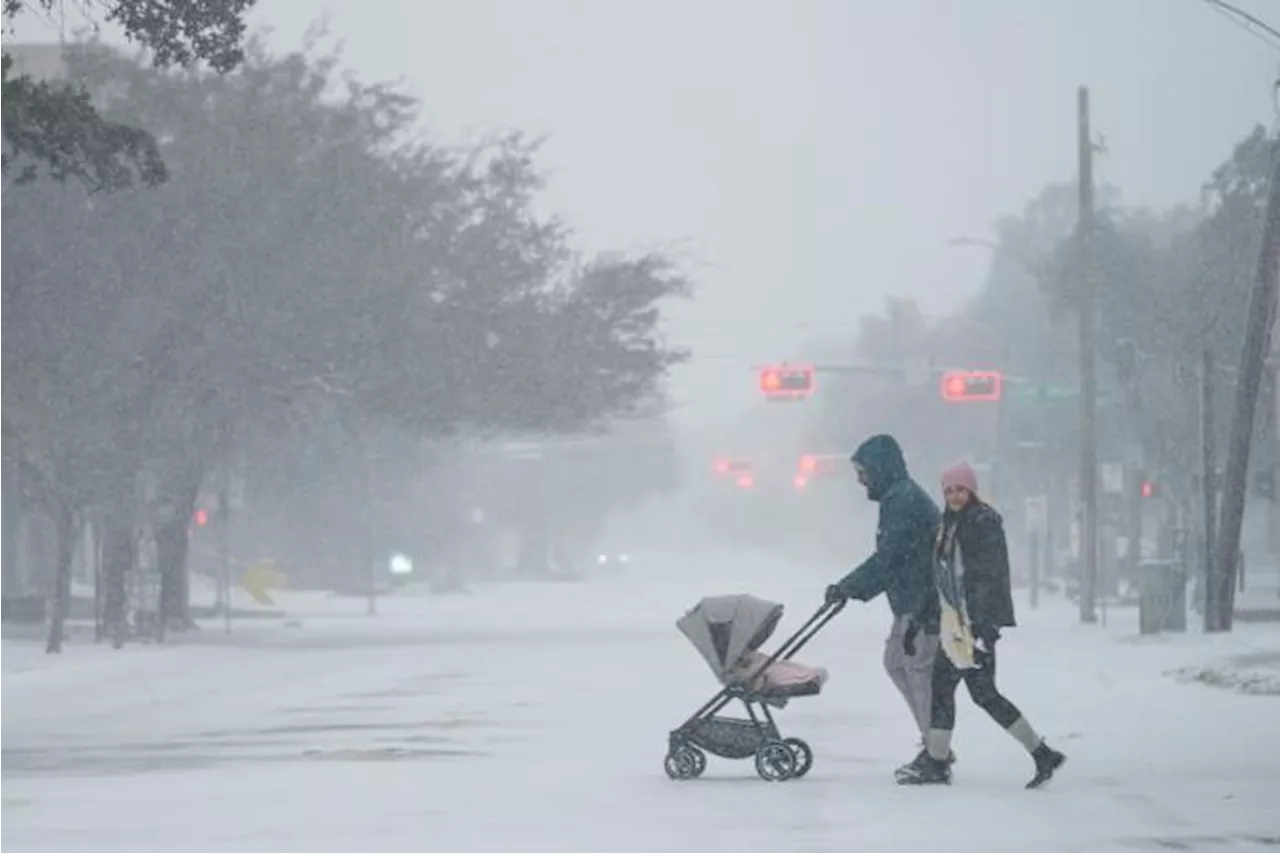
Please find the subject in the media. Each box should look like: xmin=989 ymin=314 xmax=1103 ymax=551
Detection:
xmin=194 ymin=509 xmax=209 ymax=527
xmin=799 ymin=454 xmax=817 ymax=473
xmin=1140 ymin=481 xmax=1156 ymax=499
xmin=758 ymin=364 xmax=814 ymax=399
xmin=736 ymin=473 xmax=755 ymax=489
xmin=713 ymin=457 xmax=731 ymax=475
xmin=793 ymin=474 xmax=808 ymax=490
xmin=940 ymin=370 xmax=1003 ymax=403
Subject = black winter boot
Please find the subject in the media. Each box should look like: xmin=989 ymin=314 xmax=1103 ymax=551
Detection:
xmin=1026 ymin=742 xmax=1065 ymax=789
xmin=894 ymin=744 xmax=956 ymax=780
xmin=897 ymin=755 xmax=951 ymax=785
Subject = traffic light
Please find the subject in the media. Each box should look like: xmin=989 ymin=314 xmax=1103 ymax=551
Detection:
xmin=713 ymin=457 xmax=751 ymax=477
xmin=759 ymin=364 xmax=814 ymax=400
xmin=1140 ymin=480 xmax=1156 ymax=499
xmin=797 ymin=453 xmax=839 ymax=477
xmin=194 ymin=509 xmax=209 ymax=527
xmin=940 ymin=370 xmax=1003 ymax=403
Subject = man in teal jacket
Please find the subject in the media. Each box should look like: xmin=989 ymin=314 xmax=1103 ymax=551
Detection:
xmin=825 ymin=434 xmax=943 ymax=777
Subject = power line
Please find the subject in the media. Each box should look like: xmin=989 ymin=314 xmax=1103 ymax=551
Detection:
xmin=1201 ymin=0 xmax=1280 ymax=52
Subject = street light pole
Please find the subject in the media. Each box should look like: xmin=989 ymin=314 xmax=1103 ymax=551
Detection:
xmin=1077 ymin=85 xmax=1100 ymax=624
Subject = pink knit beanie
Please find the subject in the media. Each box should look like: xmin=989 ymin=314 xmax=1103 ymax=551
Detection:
xmin=941 ymin=461 xmax=979 ymax=495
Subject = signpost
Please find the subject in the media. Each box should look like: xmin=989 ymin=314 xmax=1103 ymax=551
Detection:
xmin=1025 ymin=495 xmax=1048 ymax=610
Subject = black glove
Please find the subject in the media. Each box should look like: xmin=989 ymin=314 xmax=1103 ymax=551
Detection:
xmin=824 ymin=584 xmax=848 ymax=606
xmin=903 ymin=620 xmax=919 ymax=657
xmin=972 ymin=623 xmax=1000 ymax=653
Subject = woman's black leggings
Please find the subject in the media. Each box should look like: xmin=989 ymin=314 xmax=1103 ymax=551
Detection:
xmin=929 ymin=641 xmax=1023 ymax=731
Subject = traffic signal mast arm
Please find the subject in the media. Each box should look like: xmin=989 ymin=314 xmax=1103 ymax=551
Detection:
xmin=756 ymin=360 xmax=1074 ymax=405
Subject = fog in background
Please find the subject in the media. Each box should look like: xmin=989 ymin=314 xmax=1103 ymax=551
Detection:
xmin=6 ymin=0 xmax=1280 ymax=604
xmin=242 ymin=0 xmax=1278 ymax=428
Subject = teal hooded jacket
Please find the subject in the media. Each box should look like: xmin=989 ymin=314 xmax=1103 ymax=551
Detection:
xmin=834 ymin=435 xmax=941 ymax=621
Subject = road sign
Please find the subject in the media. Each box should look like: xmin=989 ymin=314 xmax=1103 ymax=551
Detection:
xmin=1006 ymin=382 xmax=1080 ymax=405
xmin=1005 ymin=381 xmax=1128 ymax=409
xmin=241 ymin=560 xmax=287 ymax=605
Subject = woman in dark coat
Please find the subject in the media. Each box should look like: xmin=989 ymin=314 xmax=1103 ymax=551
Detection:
xmin=897 ymin=461 xmax=1066 ymax=789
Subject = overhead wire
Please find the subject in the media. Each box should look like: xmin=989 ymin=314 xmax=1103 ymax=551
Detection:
xmin=1200 ymin=0 xmax=1280 ymax=52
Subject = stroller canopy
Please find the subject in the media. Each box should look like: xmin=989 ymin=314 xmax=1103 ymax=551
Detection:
xmin=677 ymin=594 xmax=785 ymax=681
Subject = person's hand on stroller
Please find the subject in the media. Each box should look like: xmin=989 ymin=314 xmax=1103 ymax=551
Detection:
xmin=824 ymin=584 xmax=849 ymax=607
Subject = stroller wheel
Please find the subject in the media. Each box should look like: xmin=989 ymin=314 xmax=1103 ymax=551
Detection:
xmin=783 ymin=738 xmax=813 ymax=778
xmin=686 ymin=745 xmax=707 ymax=778
xmin=664 ymin=746 xmax=700 ymax=780
xmin=754 ymin=740 xmax=797 ymax=782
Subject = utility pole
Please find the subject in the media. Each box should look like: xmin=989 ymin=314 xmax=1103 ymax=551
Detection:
xmin=1272 ymin=327 xmax=1280 ymax=594
xmin=1212 ymin=138 xmax=1280 ymax=632
xmin=362 ymin=431 xmax=378 ymax=617
xmin=1201 ymin=346 xmax=1218 ymax=630
xmin=221 ymin=426 xmax=234 ymax=635
xmin=1077 ymin=85 xmax=1100 ymax=624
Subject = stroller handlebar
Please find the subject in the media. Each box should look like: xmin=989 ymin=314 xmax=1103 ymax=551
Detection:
xmin=763 ymin=597 xmax=845 ymax=668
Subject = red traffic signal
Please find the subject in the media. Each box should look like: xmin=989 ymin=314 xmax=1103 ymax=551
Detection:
xmin=797 ymin=453 xmax=839 ymax=477
xmin=1140 ymin=480 xmax=1156 ymax=499
xmin=759 ymin=364 xmax=814 ymax=400
xmin=940 ymin=370 xmax=1003 ymax=403
xmin=193 ymin=509 xmax=209 ymax=527
xmin=713 ymin=457 xmax=752 ymax=477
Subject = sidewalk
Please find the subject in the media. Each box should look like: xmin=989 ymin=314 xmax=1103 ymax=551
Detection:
xmin=1234 ymin=572 xmax=1280 ymax=622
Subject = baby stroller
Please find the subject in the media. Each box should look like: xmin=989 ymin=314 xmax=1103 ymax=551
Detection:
xmin=665 ymin=594 xmax=844 ymax=782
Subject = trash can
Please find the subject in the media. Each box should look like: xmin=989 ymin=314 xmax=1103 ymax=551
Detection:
xmin=1139 ymin=559 xmax=1187 ymax=634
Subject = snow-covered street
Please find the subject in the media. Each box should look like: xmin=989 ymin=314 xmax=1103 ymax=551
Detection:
xmin=4 ymin=554 xmax=1279 ymax=853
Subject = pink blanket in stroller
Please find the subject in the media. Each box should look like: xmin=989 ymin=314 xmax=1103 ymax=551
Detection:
xmin=727 ymin=650 xmax=829 ymax=696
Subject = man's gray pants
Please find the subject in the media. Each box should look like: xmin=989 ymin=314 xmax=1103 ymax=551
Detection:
xmin=883 ymin=615 xmax=938 ymax=738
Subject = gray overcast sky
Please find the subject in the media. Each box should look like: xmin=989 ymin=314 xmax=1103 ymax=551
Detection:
xmin=248 ymin=0 xmax=1280 ymax=426
xmin=15 ymin=1 xmax=1280 ymax=428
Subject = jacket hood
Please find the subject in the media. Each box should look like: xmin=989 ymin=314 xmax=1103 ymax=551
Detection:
xmin=851 ymin=434 xmax=908 ymax=501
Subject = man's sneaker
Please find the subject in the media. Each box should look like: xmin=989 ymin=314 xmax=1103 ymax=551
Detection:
xmin=894 ymin=746 xmax=956 ymax=780
xmin=897 ymin=755 xmax=951 ymax=785
xmin=894 ymin=748 xmax=930 ymax=780
xmin=1026 ymin=742 xmax=1065 ymax=789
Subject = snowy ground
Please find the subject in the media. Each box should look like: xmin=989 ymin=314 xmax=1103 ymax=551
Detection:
xmin=4 ymin=551 xmax=1279 ymax=853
